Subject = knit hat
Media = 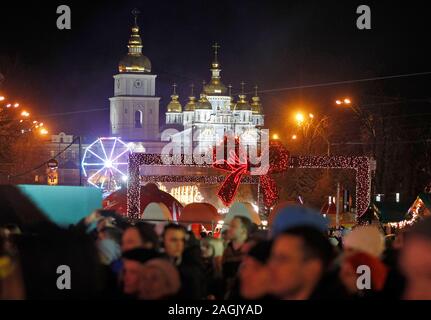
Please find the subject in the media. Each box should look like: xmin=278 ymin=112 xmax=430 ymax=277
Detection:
xmin=271 ymin=205 xmax=328 ymax=238
xmin=344 ymin=251 xmax=388 ymax=291
xmin=343 ymin=225 xmax=385 ymax=257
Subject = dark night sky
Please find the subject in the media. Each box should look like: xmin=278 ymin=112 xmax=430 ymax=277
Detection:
xmin=1 ymin=0 xmax=430 ymax=142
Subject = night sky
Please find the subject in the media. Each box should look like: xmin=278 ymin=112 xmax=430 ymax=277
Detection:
xmin=1 ymin=0 xmax=430 ymax=142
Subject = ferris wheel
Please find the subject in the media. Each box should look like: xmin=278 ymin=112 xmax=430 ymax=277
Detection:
xmin=81 ymin=137 xmax=130 ymax=193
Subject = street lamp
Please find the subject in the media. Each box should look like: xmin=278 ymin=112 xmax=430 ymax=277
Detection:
xmin=272 ymin=133 xmax=280 ymax=140
xmin=291 ymin=134 xmax=297 ymax=140
xmin=40 ymin=128 xmax=48 ymax=135
xmin=21 ymin=111 xmax=30 ymax=117
xmin=0 ymin=96 xmax=5 ymax=101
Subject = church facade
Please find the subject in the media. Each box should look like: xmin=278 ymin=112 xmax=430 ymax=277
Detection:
xmin=110 ymin=15 xmax=265 ymax=152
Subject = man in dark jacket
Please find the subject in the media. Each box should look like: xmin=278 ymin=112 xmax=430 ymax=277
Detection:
xmin=162 ymin=224 xmax=206 ymax=299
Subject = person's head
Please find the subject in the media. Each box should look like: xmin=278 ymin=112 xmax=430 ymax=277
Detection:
xmin=138 ymin=258 xmax=181 ymax=300
xmin=162 ymin=224 xmax=186 ymax=259
xmin=227 ymin=216 xmax=252 ymax=243
xmin=399 ymin=217 xmax=431 ymax=299
xmin=269 ymin=226 xmax=333 ymax=299
xmin=239 ymin=240 xmax=272 ymax=299
xmin=122 ymin=258 xmax=142 ymax=296
xmin=343 ymin=225 xmax=385 ymax=258
xmin=339 ymin=251 xmax=388 ymax=294
xmin=122 ymin=222 xmax=159 ymax=252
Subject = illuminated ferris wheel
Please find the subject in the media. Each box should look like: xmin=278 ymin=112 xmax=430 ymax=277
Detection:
xmin=81 ymin=137 xmax=130 ymax=193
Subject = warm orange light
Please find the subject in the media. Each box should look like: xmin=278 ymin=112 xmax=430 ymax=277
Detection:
xmin=6 ymin=103 xmax=11 ymax=108
xmin=344 ymin=98 xmax=351 ymax=104
xmin=0 ymin=96 xmax=5 ymax=101
xmin=14 ymin=103 xmax=19 ymax=108
xmin=272 ymin=133 xmax=279 ymax=140
xmin=33 ymin=120 xmax=37 ymax=124
xmin=295 ymin=112 xmax=305 ymax=124
xmin=39 ymin=122 xmax=44 ymax=126
xmin=40 ymin=128 xmax=48 ymax=135
xmin=21 ymin=111 xmax=30 ymax=117
xmin=335 ymin=100 xmax=342 ymax=105
xmin=309 ymin=113 xmax=314 ymax=119
xmin=292 ymin=134 xmax=297 ymax=140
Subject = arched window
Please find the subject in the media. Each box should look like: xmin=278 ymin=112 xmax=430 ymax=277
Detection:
xmin=135 ymin=110 xmax=143 ymax=128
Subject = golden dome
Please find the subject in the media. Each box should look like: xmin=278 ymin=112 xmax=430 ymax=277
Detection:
xmin=251 ymin=96 xmax=262 ymax=114
xmin=167 ymin=94 xmax=182 ymax=113
xmin=184 ymin=96 xmax=196 ymax=111
xmin=251 ymin=86 xmax=262 ymax=114
xmin=204 ymin=78 xmax=227 ymax=95
xmin=235 ymin=94 xmax=252 ymax=111
xmin=119 ymin=55 xmax=151 ymax=73
xmin=167 ymin=84 xmax=182 ymax=113
xmin=118 ymin=17 xmax=151 ymax=73
xmin=203 ymin=42 xmax=227 ymax=96
xmin=195 ymin=93 xmax=212 ymax=110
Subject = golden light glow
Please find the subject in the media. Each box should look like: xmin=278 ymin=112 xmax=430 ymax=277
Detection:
xmin=6 ymin=103 xmax=11 ymax=108
xmin=21 ymin=111 xmax=30 ymax=117
xmin=344 ymin=98 xmax=351 ymax=104
xmin=335 ymin=100 xmax=342 ymax=105
xmin=295 ymin=112 xmax=305 ymax=124
xmin=13 ymin=103 xmax=19 ymax=108
xmin=309 ymin=113 xmax=314 ymax=118
xmin=272 ymin=133 xmax=279 ymax=140
xmin=0 ymin=96 xmax=5 ymax=101
xmin=40 ymin=128 xmax=48 ymax=135
xmin=292 ymin=134 xmax=297 ymax=140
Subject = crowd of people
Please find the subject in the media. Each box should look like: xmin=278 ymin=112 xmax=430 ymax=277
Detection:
xmin=1 ymin=203 xmax=431 ymax=300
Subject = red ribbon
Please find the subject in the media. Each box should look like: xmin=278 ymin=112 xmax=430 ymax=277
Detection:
xmin=212 ymin=139 xmax=289 ymax=207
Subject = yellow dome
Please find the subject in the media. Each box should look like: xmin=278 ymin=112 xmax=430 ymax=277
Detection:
xmin=167 ymin=94 xmax=182 ymax=113
xmin=195 ymin=93 xmax=212 ymax=110
xmin=235 ymin=94 xmax=251 ymax=111
xmin=251 ymin=96 xmax=262 ymax=114
xmin=119 ymin=55 xmax=151 ymax=73
xmin=204 ymin=78 xmax=227 ymax=95
xmin=118 ymin=22 xmax=151 ymax=73
xmin=184 ymin=96 xmax=196 ymax=111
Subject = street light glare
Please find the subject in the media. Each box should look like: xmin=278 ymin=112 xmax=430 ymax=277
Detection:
xmin=344 ymin=98 xmax=351 ymax=104
xmin=295 ymin=112 xmax=305 ymax=124
xmin=309 ymin=113 xmax=314 ymax=118
xmin=335 ymin=100 xmax=342 ymax=105
xmin=21 ymin=111 xmax=30 ymax=117
xmin=0 ymin=96 xmax=5 ymax=101
xmin=40 ymin=128 xmax=48 ymax=135
xmin=292 ymin=134 xmax=297 ymax=140
xmin=272 ymin=133 xmax=279 ymax=140
xmin=14 ymin=103 xmax=19 ymax=108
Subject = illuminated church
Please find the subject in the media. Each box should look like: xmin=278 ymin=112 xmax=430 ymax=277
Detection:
xmin=110 ymin=13 xmax=265 ymax=151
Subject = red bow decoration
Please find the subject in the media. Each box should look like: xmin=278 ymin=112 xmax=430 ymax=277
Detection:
xmin=212 ymin=137 xmax=290 ymax=207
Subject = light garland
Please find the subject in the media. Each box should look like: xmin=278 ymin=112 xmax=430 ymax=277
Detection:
xmin=289 ymin=155 xmax=371 ymax=218
xmin=127 ymin=153 xmax=371 ymax=220
xmin=388 ymin=199 xmax=423 ymax=229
